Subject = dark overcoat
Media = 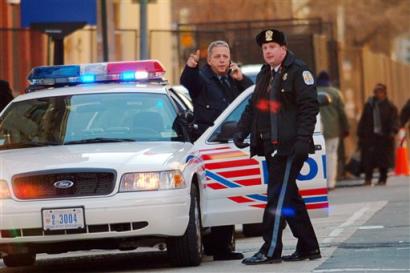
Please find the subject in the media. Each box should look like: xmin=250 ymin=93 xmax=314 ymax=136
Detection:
xmin=180 ymin=64 xmax=252 ymax=134
xmin=236 ymin=51 xmax=319 ymax=157
xmin=357 ymin=97 xmax=399 ymax=169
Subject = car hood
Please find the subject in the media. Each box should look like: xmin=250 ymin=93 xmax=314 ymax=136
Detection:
xmin=0 ymin=142 xmax=193 ymax=179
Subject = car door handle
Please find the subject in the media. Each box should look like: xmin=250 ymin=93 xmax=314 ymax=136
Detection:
xmin=314 ymin=144 xmax=322 ymax=151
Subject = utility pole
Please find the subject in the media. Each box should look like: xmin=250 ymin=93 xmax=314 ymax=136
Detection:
xmin=100 ymin=0 xmax=109 ymax=61
xmin=139 ymin=0 xmax=148 ymax=59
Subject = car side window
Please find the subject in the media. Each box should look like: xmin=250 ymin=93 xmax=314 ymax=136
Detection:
xmin=209 ymin=94 xmax=251 ymax=141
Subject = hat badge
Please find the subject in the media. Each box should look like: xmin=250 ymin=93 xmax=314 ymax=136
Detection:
xmin=265 ymin=30 xmax=273 ymax=41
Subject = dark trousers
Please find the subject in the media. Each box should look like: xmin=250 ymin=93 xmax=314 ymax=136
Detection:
xmin=203 ymin=225 xmax=234 ymax=255
xmin=260 ymin=154 xmax=319 ymax=258
xmin=364 ymin=166 xmax=387 ymax=182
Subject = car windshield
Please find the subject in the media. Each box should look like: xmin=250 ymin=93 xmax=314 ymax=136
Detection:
xmin=0 ymin=92 xmax=186 ymax=150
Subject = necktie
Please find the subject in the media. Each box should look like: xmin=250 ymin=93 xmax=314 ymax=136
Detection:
xmin=221 ymin=76 xmax=231 ymax=88
xmin=220 ymin=76 xmax=235 ymax=102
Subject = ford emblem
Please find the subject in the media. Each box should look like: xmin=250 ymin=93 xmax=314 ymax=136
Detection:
xmin=53 ymin=180 xmax=74 ymax=189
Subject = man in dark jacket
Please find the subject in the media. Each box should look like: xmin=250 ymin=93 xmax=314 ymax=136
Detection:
xmin=234 ymin=29 xmax=321 ymax=265
xmin=180 ymin=40 xmax=252 ymax=261
xmin=180 ymin=40 xmax=253 ymax=139
xmin=358 ymin=83 xmax=399 ymax=185
xmin=400 ymin=99 xmax=410 ymax=129
xmin=0 ymin=80 xmax=14 ymax=112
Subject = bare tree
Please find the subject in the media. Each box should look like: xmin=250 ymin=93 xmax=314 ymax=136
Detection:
xmin=303 ymin=0 xmax=410 ymax=54
xmin=172 ymin=0 xmax=293 ymax=24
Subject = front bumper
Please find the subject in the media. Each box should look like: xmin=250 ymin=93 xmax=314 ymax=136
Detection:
xmin=0 ymin=189 xmax=190 ymax=246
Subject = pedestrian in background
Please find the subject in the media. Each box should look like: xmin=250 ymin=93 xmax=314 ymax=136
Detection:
xmin=0 ymin=80 xmax=14 ymax=112
xmin=234 ymin=28 xmax=321 ymax=265
xmin=317 ymin=71 xmax=349 ymax=190
xmin=399 ymin=99 xmax=410 ymax=130
xmin=357 ymin=83 xmax=399 ymax=186
xmin=180 ymin=40 xmax=252 ymax=261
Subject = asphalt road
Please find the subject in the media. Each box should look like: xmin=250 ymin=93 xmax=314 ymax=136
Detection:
xmin=1 ymin=176 xmax=409 ymax=273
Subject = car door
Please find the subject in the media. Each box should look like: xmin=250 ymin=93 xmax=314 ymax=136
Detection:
xmin=195 ymin=86 xmax=328 ymax=228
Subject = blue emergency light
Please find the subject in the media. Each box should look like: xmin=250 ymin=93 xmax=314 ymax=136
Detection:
xmin=80 ymin=74 xmax=96 ymax=83
xmin=120 ymin=71 xmax=137 ymax=81
xmin=27 ymin=60 xmax=166 ymax=91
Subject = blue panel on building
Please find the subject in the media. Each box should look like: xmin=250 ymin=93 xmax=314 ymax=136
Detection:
xmin=21 ymin=0 xmax=97 ymax=28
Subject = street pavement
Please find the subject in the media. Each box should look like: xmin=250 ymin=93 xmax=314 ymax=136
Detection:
xmin=1 ymin=176 xmax=409 ymax=273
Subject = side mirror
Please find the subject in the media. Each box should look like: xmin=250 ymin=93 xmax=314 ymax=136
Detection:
xmin=209 ymin=120 xmax=237 ymax=143
xmin=179 ymin=110 xmax=194 ymax=124
xmin=318 ymin=92 xmax=332 ymax=106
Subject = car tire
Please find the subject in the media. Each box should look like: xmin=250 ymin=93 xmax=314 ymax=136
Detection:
xmin=242 ymin=223 xmax=264 ymax=237
xmin=2 ymin=253 xmax=36 ymax=267
xmin=167 ymin=184 xmax=202 ymax=266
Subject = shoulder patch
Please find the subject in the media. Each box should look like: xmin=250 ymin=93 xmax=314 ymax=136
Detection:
xmin=302 ymin=71 xmax=314 ymax=85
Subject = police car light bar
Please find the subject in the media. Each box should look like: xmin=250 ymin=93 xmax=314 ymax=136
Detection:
xmin=28 ymin=60 xmax=166 ymax=87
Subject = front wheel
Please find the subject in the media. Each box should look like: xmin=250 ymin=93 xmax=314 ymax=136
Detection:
xmin=3 ymin=253 xmax=36 ymax=267
xmin=167 ymin=184 xmax=202 ymax=266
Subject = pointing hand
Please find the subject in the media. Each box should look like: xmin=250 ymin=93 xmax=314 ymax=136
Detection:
xmin=187 ymin=50 xmax=200 ymax=68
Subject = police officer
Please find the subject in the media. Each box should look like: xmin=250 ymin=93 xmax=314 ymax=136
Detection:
xmin=234 ymin=29 xmax=321 ymax=265
xmin=180 ymin=40 xmax=252 ymax=261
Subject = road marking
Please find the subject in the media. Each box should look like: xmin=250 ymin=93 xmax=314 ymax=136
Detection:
xmin=314 ymin=269 xmax=410 ymax=272
xmin=397 ymin=247 xmax=410 ymax=250
xmin=323 ymin=206 xmax=369 ymax=244
xmin=358 ymin=225 xmax=384 ymax=230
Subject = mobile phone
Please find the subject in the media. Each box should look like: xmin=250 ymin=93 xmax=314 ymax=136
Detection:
xmin=227 ymin=61 xmax=232 ymax=74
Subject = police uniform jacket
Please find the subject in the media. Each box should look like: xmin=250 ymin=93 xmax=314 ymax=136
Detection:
xmin=237 ymin=51 xmax=318 ymax=157
xmin=181 ymin=64 xmax=253 ymax=134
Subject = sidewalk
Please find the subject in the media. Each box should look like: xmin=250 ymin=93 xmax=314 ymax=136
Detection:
xmin=336 ymin=174 xmax=409 ymax=188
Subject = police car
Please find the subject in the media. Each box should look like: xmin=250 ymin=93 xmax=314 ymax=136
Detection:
xmin=0 ymin=60 xmax=328 ymax=267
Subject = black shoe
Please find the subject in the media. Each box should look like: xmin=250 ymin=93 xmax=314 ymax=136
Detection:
xmin=376 ymin=180 xmax=386 ymax=186
xmin=282 ymin=249 xmax=321 ymax=262
xmin=213 ymin=251 xmax=244 ymax=261
xmin=242 ymin=252 xmax=282 ymax=265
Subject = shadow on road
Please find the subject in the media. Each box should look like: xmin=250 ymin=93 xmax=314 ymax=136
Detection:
xmin=0 ymin=251 xmax=174 ymax=273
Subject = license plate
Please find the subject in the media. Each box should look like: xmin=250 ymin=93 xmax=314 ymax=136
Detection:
xmin=42 ymin=207 xmax=85 ymax=231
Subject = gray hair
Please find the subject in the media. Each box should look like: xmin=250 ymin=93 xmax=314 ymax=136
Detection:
xmin=207 ymin=40 xmax=230 ymax=56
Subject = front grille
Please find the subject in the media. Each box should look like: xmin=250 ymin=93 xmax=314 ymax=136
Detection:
xmin=12 ymin=169 xmax=116 ymax=200
xmin=0 ymin=222 xmax=148 ymax=238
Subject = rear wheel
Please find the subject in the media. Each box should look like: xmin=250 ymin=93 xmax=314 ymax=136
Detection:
xmin=167 ymin=184 xmax=202 ymax=266
xmin=3 ymin=253 xmax=36 ymax=267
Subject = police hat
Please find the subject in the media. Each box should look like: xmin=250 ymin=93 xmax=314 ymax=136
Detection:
xmin=256 ymin=29 xmax=287 ymax=47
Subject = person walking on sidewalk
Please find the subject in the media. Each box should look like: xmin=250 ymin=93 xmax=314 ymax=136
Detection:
xmin=400 ymin=99 xmax=410 ymax=130
xmin=234 ymin=28 xmax=321 ymax=265
xmin=357 ymin=83 xmax=399 ymax=186
xmin=317 ymin=71 xmax=349 ymax=190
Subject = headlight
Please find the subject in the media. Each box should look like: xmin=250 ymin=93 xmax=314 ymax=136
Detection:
xmin=0 ymin=180 xmax=11 ymax=199
xmin=119 ymin=170 xmax=185 ymax=192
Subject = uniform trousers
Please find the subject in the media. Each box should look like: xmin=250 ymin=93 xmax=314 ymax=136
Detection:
xmin=259 ymin=153 xmax=320 ymax=258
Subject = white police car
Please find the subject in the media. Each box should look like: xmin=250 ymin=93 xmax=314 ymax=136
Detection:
xmin=0 ymin=60 xmax=328 ymax=267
